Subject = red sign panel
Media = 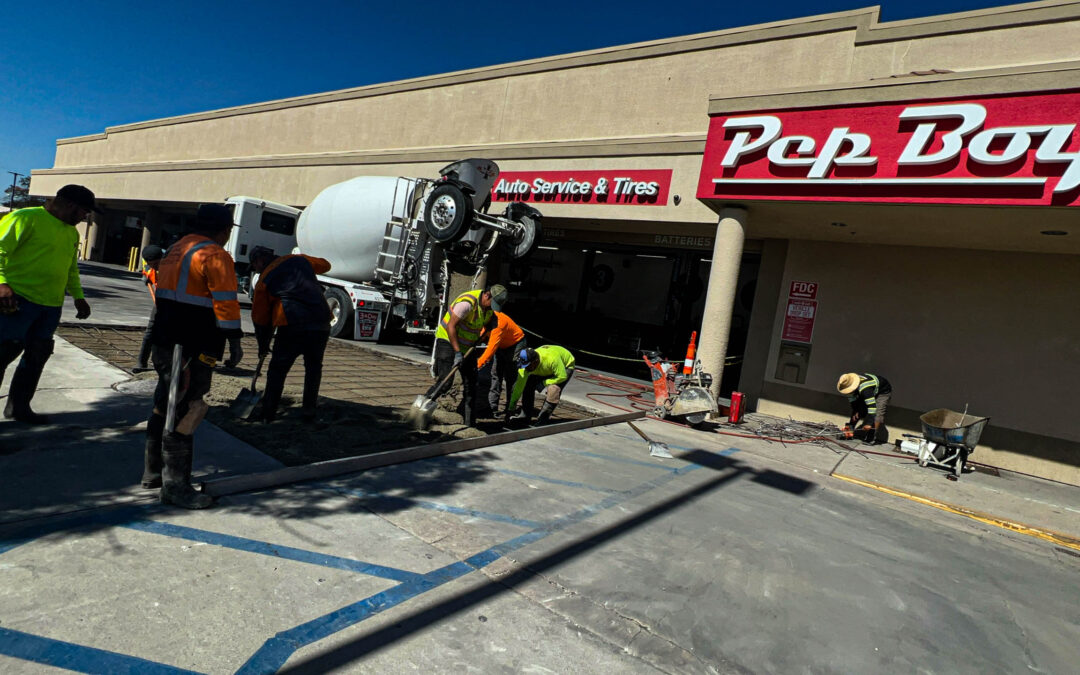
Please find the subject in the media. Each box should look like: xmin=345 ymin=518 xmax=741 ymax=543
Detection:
xmin=697 ymin=90 xmax=1080 ymax=206
xmin=782 ymin=299 xmax=817 ymax=344
xmin=789 ymin=281 xmax=818 ymax=300
xmin=357 ymin=311 xmax=379 ymax=339
xmin=492 ymin=170 xmax=673 ymax=206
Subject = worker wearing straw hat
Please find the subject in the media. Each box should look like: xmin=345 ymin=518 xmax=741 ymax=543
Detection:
xmin=837 ymin=372 xmax=892 ymax=444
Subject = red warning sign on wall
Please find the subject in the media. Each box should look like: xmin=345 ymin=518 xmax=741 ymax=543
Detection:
xmin=781 ymin=298 xmax=817 ymax=344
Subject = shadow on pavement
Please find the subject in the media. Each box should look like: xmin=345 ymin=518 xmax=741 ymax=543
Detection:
xmin=276 ymin=452 xmax=812 ymax=674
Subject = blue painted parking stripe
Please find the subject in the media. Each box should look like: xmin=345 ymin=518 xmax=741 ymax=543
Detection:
xmin=0 ymin=626 xmax=203 ymax=675
xmin=121 ymin=520 xmax=421 ymax=583
xmin=573 ymin=450 xmax=683 ymax=470
xmin=0 ymin=536 xmax=35 ymax=556
xmin=237 ymin=457 xmax=722 ymax=674
xmin=494 ymin=468 xmax=622 ymax=494
xmin=331 ymin=488 xmax=543 ymax=530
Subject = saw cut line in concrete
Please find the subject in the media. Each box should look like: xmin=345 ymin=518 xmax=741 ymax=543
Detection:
xmin=201 ymin=411 xmax=644 ymax=497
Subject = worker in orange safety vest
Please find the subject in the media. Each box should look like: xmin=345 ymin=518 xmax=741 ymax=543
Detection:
xmin=142 ymin=204 xmax=243 ymax=509
xmin=475 ymin=310 xmax=527 ymax=416
xmin=248 ymin=246 xmax=332 ymax=424
xmin=133 ymin=244 xmax=164 ymax=372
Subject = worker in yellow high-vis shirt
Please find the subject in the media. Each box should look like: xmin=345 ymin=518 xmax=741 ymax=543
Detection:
xmin=507 ymin=345 xmax=575 ymax=426
xmin=0 ymin=185 xmax=94 ymax=424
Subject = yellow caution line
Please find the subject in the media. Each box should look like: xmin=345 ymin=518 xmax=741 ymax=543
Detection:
xmin=832 ymin=473 xmax=1080 ymax=553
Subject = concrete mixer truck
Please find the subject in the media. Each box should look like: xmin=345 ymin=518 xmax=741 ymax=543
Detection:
xmin=223 ymin=159 xmax=542 ymax=340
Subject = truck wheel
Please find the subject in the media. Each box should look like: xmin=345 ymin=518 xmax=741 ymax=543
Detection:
xmin=502 ymin=203 xmax=543 ymax=259
xmin=424 ymin=184 xmax=473 ymax=243
xmin=325 ymin=287 xmax=354 ymax=339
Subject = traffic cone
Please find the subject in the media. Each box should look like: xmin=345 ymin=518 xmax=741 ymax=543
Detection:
xmin=682 ymin=331 xmax=697 ymax=375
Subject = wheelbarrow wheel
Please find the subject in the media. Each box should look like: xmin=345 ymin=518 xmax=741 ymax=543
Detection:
xmin=954 ymin=448 xmax=967 ymax=478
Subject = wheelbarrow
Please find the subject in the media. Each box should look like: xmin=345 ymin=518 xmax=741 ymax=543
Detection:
xmin=911 ymin=408 xmax=991 ymax=480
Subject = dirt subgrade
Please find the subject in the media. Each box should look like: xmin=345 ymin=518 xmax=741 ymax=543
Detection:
xmin=56 ymin=325 xmax=596 ymax=466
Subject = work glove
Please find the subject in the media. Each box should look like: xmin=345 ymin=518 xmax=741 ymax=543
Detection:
xmin=225 ymin=337 xmax=244 ymax=368
xmin=254 ymin=325 xmax=273 ymax=358
xmin=453 ymin=351 xmax=464 ymax=367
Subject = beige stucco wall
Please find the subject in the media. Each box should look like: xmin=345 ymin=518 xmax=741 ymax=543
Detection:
xmin=34 ymin=4 xmax=1080 ymax=230
xmin=852 ymin=21 xmax=1080 ymax=80
xmin=755 ymin=239 xmax=1080 ymax=482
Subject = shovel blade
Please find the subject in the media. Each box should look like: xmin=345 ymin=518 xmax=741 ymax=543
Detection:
xmin=230 ymin=388 xmax=262 ymax=419
xmin=649 ymin=442 xmax=673 ymax=459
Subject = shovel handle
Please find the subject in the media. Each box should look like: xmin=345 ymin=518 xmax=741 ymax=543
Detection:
xmin=430 ymin=345 xmax=476 ymax=393
xmin=626 ymin=421 xmax=652 ymax=443
xmin=250 ymin=353 xmax=267 ymax=389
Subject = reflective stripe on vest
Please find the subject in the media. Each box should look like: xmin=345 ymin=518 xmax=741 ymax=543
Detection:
xmin=154 ymin=241 xmax=216 ymax=308
xmin=436 ymin=290 xmax=489 ymax=348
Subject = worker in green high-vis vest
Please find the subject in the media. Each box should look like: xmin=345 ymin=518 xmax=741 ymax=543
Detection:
xmin=507 ymin=345 xmax=576 ymax=426
xmin=0 ymin=185 xmax=95 ymax=424
xmin=425 ymin=284 xmax=507 ymax=427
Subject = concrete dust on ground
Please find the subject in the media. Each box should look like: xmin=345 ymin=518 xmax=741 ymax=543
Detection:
xmin=61 ymin=325 xmax=588 ymax=467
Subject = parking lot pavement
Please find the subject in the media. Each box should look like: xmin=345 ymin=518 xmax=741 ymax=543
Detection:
xmin=3 ymin=262 xmax=1079 ymax=673
xmin=4 ymin=411 xmax=1080 ymax=673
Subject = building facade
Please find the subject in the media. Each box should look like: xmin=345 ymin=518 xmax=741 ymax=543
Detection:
xmin=31 ymin=2 xmax=1080 ymax=483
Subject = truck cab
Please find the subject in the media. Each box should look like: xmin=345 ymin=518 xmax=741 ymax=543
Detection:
xmin=223 ymin=196 xmax=301 ymax=296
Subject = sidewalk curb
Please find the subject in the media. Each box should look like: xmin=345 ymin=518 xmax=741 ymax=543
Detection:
xmin=832 ymin=473 xmax=1080 ymax=553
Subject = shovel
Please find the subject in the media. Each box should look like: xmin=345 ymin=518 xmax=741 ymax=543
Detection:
xmin=628 ymin=421 xmax=673 ymax=458
xmin=230 ymin=353 xmax=267 ymax=419
xmin=408 ymin=346 xmax=475 ymax=431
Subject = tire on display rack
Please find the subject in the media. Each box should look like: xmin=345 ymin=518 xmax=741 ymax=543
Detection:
xmin=324 ymin=286 xmax=354 ymax=339
xmin=502 ymin=203 xmax=543 ymax=259
xmin=423 ymin=183 xmax=473 ymax=243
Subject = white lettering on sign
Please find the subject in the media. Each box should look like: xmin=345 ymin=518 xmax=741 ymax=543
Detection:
xmin=789 ymin=281 xmax=817 ymax=299
xmin=493 ymin=177 xmax=659 ymax=199
xmin=715 ymin=104 xmax=1080 ymax=194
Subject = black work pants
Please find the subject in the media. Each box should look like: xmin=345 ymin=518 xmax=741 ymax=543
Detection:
xmin=151 ymin=343 xmax=215 ymax=423
xmin=488 ymin=337 xmax=526 ymax=412
xmin=138 ymin=305 xmax=157 ymax=367
xmin=426 ymin=338 xmax=479 ymax=423
xmin=263 ymin=327 xmax=330 ymax=418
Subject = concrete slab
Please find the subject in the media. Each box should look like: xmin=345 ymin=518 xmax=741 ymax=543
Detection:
xmin=0 ymin=338 xmax=283 ymax=525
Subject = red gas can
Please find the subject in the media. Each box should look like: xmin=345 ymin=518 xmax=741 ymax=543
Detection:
xmin=728 ymin=391 xmax=745 ymax=424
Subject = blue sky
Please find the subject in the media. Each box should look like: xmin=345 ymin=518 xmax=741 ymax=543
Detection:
xmin=2 ymin=0 xmax=1011 ymax=178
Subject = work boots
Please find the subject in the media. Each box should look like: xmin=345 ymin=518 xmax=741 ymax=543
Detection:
xmin=141 ymin=413 xmax=166 ymax=488
xmin=161 ymin=432 xmax=214 ymax=509
xmin=533 ymin=401 xmax=557 ymax=427
xmin=3 ymin=339 xmax=53 ymax=425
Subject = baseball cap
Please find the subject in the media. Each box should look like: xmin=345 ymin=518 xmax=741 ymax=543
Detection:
xmin=141 ymin=245 xmax=164 ymax=262
xmin=56 ymin=185 xmax=100 ymax=213
xmin=488 ymin=284 xmax=508 ymax=311
xmin=517 ymin=348 xmax=537 ymax=369
xmin=194 ymin=204 xmax=235 ymax=233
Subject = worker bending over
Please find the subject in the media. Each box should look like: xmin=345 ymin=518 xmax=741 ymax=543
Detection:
xmin=507 ymin=345 xmax=575 ymax=426
xmin=249 ymin=246 xmax=332 ymax=423
xmin=837 ymin=372 xmax=892 ymax=444
xmin=425 ymin=284 xmax=507 ymax=427
xmin=143 ymin=204 xmax=243 ymax=509
xmin=476 ymin=310 xmax=527 ymax=416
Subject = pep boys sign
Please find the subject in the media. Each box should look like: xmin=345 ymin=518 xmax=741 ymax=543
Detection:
xmin=696 ymin=90 xmax=1080 ymax=206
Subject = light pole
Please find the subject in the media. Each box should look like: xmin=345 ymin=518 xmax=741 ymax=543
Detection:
xmin=7 ymin=171 xmax=22 ymax=210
